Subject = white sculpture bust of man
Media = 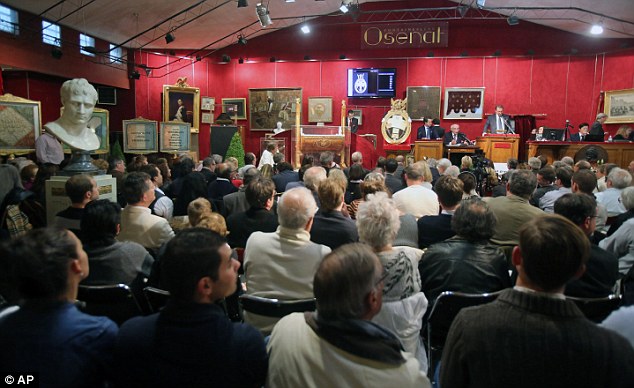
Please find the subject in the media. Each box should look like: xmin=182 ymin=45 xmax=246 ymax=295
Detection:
xmin=44 ymin=78 xmax=100 ymax=151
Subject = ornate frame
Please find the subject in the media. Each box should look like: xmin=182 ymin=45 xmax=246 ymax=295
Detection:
xmin=308 ymin=96 xmax=333 ymax=123
xmin=249 ymin=87 xmax=302 ymax=131
xmin=0 ymin=94 xmax=41 ymax=155
xmin=605 ymin=88 xmax=634 ymax=124
xmin=221 ymin=98 xmax=247 ymax=120
xmin=407 ymin=86 xmax=441 ymax=121
xmin=443 ymin=87 xmax=485 ymax=120
xmin=123 ymin=118 xmax=158 ymax=153
xmin=163 ymin=85 xmax=200 ymax=132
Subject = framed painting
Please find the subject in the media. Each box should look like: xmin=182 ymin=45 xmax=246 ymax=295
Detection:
xmin=249 ymin=88 xmax=302 ymax=131
xmin=407 ymin=86 xmax=441 ymax=121
xmin=61 ymin=107 xmax=109 ymax=154
xmin=222 ymin=98 xmax=247 ymax=120
xmin=162 ymin=85 xmax=200 ymax=131
xmin=123 ymin=118 xmax=158 ymax=153
xmin=160 ymin=121 xmax=191 ymax=152
xmin=201 ymin=96 xmax=215 ymax=111
xmin=443 ymin=87 xmax=485 ymax=119
xmin=201 ymin=112 xmax=213 ymax=124
xmin=351 ymin=109 xmax=363 ymax=125
xmin=605 ymin=89 xmax=634 ymax=124
xmin=308 ymin=97 xmax=333 ymax=123
xmin=0 ymin=94 xmax=41 ymax=155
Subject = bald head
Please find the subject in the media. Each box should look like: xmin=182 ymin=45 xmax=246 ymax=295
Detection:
xmin=277 ymin=187 xmax=317 ymax=229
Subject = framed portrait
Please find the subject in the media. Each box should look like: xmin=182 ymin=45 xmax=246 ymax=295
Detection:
xmin=308 ymin=97 xmax=333 ymax=123
xmin=222 ymin=98 xmax=247 ymax=120
xmin=123 ymin=118 xmax=158 ymax=153
xmin=160 ymin=121 xmax=191 ymax=152
xmin=201 ymin=97 xmax=215 ymax=111
xmin=201 ymin=112 xmax=213 ymax=124
xmin=443 ymin=87 xmax=485 ymax=119
xmin=605 ymin=89 xmax=634 ymax=124
xmin=0 ymin=94 xmax=41 ymax=155
xmin=61 ymin=107 xmax=109 ymax=154
xmin=407 ymin=86 xmax=441 ymax=121
xmin=351 ymin=109 xmax=363 ymax=125
xmin=162 ymin=85 xmax=200 ymax=131
xmin=249 ymin=88 xmax=302 ymax=131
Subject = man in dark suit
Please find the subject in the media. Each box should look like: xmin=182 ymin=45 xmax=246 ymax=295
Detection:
xmin=443 ymin=124 xmax=471 ymax=146
xmin=310 ymin=179 xmax=358 ymax=250
xmin=569 ymin=122 xmax=590 ymax=142
xmin=431 ymin=118 xmax=445 ymax=139
xmin=418 ymin=175 xmax=463 ymax=248
xmin=271 ymin=162 xmax=299 ymax=193
xmin=482 ymin=104 xmax=512 ymax=134
xmin=346 ymin=110 xmax=359 ymax=134
xmin=207 ymin=163 xmax=238 ymax=212
xmin=223 ymin=167 xmax=261 ymax=218
xmin=416 ymin=117 xmax=439 ymax=140
xmin=587 ymin=113 xmax=608 ymax=142
xmin=554 ymin=193 xmax=619 ymax=298
xmin=384 ymin=158 xmax=405 ymax=194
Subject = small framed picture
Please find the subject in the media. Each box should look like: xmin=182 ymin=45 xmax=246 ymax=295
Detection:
xmin=123 ymin=118 xmax=158 ymax=153
xmin=201 ymin=97 xmax=215 ymax=111
xmin=201 ymin=112 xmax=213 ymax=124
xmin=443 ymin=87 xmax=485 ymax=120
xmin=351 ymin=109 xmax=363 ymax=125
xmin=222 ymin=98 xmax=247 ymax=120
xmin=308 ymin=97 xmax=333 ymax=123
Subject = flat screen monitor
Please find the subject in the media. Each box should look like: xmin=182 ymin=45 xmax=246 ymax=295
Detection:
xmin=347 ymin=68 xmax=396 ymax=98
xmin=543 ymin=128 xmax=565 ymax=141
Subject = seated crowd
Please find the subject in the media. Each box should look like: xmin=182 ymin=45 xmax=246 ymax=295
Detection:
xmin=1 ymin=150 xmax=634 ymax=387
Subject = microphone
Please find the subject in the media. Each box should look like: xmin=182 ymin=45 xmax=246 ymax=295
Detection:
xmin=502 ymin=117 xmax=515 ymax=134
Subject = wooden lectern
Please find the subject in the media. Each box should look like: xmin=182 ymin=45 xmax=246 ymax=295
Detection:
xmin=475 ymin=134 xmax=519 ymax=163
xmin=413 ymin=140 xmax=443 ymax=161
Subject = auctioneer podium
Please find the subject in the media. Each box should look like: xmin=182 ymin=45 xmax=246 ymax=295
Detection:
xmin=475 ymin=134 xmax=520 ymax=163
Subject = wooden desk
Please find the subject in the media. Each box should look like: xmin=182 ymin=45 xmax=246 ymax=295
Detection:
xmin=526 ymin=141 xmax=634 ymax=169
xmin=413 ymin=140 xmax=443 ymax=161
xmin=475 ymin=135 xmax=519 ymax=163
xmin=446 ymin=145 xmax=480 ymax=166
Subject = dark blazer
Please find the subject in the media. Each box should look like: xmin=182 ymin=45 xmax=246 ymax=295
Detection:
xmin=417 ymin=213 xmax=455 ymax=248
xmin=385 ymin=173 xmax=405 ymax=195
xmin=200 ymin=168 xmax=217 ymax=185
xmin=347 ymin=117 xmax=359 ymax=133
xmin=310 ymin=210 xmax=359 ymax=250
xmin=417 ymin=125 xmax=440 ymax=140
xmin=565 ymin=244 xmax=619 ymax=298
xmin=483 ymin=114 xmax=511 ymax=134
xmin=226 ymin=207 xmax=279 ymax=248
xmin=433 ymin=125 xmax=446 ymax=138
xmin=272 ymin=170 xmax=299 ymax=193
xmin=587 ymin=121 xmax=605 ymax=142
xmin=207 ymin=178 xmax=238 ymax=200
xmin=223 ymin=190 xmax=249 ymax=218
xmin=569 ymin=133 xmax=582 ymax=142
xmin=443 ymin=131 xmax=471 ymax=146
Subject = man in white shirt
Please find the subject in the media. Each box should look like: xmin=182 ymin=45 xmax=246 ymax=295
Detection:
xmin=392 ymin=161 xmax=439 ymax=218
xmin=140 ymin=164 xmax=173 ymax=221
xmin=596 ymin=168 xmax=631 ymax=217
xmin=258 ymin=142 xmax=277 ymax=170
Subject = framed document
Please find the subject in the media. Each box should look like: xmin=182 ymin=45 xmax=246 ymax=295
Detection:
xmin=443 ymin=87 xmax=485 ymax=120
xmin=160 ymin=121 xmax=191 ymax=152
xmin=0 ymin=94 xmax=41 ymax=155
xmin=123 ymin=118 xmax=158 ymax=153
xmin=201 ymin=96 xmax=215 ymax=111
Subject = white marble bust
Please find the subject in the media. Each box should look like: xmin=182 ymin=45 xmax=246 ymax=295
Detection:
xmin=44 ymin=78 xmax=100 ymax=151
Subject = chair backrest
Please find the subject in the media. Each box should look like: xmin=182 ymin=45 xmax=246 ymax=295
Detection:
xmin=567 ymin=294 xmax=622 ymax=323
xmin=427 ymin=290 xmax=502 ymax=345
xmin=143 ymin=286 xmax=171 ymax=314
xmin=239 ymin=294 xmax=316 ymax=318
xmin=77 ymin=284 xmax=143 ymax=325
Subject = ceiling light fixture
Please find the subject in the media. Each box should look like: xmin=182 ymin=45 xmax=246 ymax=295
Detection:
xmin=476 ymin=0 xmax=485 ymax=9
xmin=256 ymin=3 xmax=272 ymax=27
xmin=301 ymin=24 xmax=310 ymax=34
xmin=237 ymin=0 xmax=248 ymax=7
xmin=340 ymin=2 xmax=349 ymax=13
xmin=129 ymin=70 xmax=140 ymax=80
xmin=457 ymin=5 xmax=468 ymax=18
xmin=239 ymin=57 xmax=244 ymax=64
xmin=238 ymin=34 xmax=248 ymax=45
xmin=590 ymin=24 xmax=603 ymax=35
xmin=507 ymin=15 xmax=519 ymax=26
xmin=165 ymin=32 xmax=175 ymax=44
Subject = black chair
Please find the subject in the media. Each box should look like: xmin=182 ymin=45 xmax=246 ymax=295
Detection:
xmin=567 ymin=294 xmax=622 ymax=323
xmin=143 ymin=286 xmax=171 ymax=314
xmin=424 ymin=290 xmax=502 ymax=379
xmin=77 ymin=284 xmax=144 ymax=325
xmin=239 ymin=295 xmax=316 ymax=318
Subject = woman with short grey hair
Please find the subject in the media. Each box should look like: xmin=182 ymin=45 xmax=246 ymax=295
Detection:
xmin=356 ymin=192 xmax=428 ymax=371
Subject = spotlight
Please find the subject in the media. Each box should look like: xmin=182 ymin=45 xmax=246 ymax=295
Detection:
xmin=457 ymin=5 xmax=468 ymax=18
xmin=165 ymin=32 xmax=175 ymax=44
xmin=129 ymin=71 xmax=140 ymax=80
xmin=476 ymin=0 xmax=485 ymax=8
xmin=144 ymin=68 xmax=152 ymax=76
xmin=238 ymin=35 xmax=248 ymax=45
xmin=590 ymin=24 xmax=603 ymax=35
xmin=301 ymin=24 xmax=310 ymax=34
xmin=526 ymin=49 xmax=535 ymax=56
xmin=339 ymin=54 xmax=346 ymax=60
xmin=239 ymin=57 xmax=244 ymax=64
xmin=507 ymin=15 xmax=519 ymax=26
xmin=493 ymin=50 xmax=501 ymax=57
xmin=286 ymin=0 xmax=295 ymax=2
xmin=256 ymin=3 xmax=272 ymax=27
xmin=427 ymin=51 xmax=434 ymax=57
xmin=340 ymin=3 xmax=349 ymax=13
xmin=221 ymin=54 xmax=231 ymax=63
xmin=460 ymin=51 xmax=469 ymax=57
xmin=237 ymin=0 xmax=248 ymax=7
xmin=270 ymin=56 xmax=276 ymax=62
xmin=349 ymin=4 xmax=360 ymax=21
xmin=304 ymin=55 xmax=311 ymax=60
xmin=51 ymin=47 xmax=62 ymax=59
xmin=196 ymin=55 xmax=202 ymax=62
xmin=569 ymin=48 xmax=579 ymax=55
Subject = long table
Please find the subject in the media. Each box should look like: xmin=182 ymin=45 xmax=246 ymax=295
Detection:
xmin=526 ymin=141 xmax=634 ymax=169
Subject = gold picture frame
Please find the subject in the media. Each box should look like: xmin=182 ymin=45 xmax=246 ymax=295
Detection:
xmin=163 ymin=85 xmax=200 ymax=131
xmin=308 ymin=96 xmax=333 ymax=123
xmin=407 ymin=86 xmax=441 ymax=121
xmin=249 ymin=88 xmax=302 ymax=131
xmin=222 ymin=98 xmax=247 ymax=120
xmin=605 ymin=88 xmax=634 ymax=124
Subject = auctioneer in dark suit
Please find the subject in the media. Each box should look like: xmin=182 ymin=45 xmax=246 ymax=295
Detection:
xmin=346 ymin=117 xmax=359 ymax=134
xmin=443 ymin=131 xmax=471 ymax=146
xmin=417 ymin=125 xmax=440 ymax=140
xmin=482 ymin=113 xmax=511 ymax=134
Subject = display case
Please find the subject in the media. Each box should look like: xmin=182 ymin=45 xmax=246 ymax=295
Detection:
xmin=291 ymin=124 xmax=351 ymax=169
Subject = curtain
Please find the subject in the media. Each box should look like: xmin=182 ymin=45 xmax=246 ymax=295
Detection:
xmin=512 ymin=115 xmax=536 ymax=162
